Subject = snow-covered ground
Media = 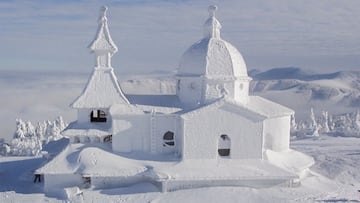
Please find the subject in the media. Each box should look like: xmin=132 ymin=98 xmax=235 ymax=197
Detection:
xmin=1 ymin=69 xmax=360 ymax=202
xmin=1 ymin=135 xmax=360 ymax=202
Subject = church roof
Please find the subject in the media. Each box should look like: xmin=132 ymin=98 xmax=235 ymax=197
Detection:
xmin=89 ymin=6 xmax=117 ymax=54
xmin=180 ymin=96 xmax=293 ymax=121
xmin=245 ymin=96 xmax=294 ymax=118
xmin=71 ymin=67 xmax=129 ymax=108
xmin=177 ymin=6 xmax=248 ymax=79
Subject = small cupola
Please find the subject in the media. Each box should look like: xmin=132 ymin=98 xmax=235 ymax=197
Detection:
xmin=176 ymin=6 xmax=251 ymax=106
xmin=89 ymin=6 xmax=118 ymax=68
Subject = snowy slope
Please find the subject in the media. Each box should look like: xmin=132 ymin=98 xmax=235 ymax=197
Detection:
xmin=250 ymin=67 xmax=360 ymax=119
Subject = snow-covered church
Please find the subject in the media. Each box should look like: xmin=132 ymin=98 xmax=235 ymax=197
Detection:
xmin=37 ymin=6 xmax=314 ymax=196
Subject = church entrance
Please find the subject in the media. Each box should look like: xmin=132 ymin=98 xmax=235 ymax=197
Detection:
xmin=218 ymin=134 xmax=231 ymax=157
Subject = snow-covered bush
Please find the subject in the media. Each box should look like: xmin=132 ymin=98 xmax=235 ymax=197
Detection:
xmin=3 ymin=116 xmax=68 ymax=156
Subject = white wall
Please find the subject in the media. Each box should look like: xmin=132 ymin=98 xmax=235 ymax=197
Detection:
xmin=77 ymin=109 xmax=90 ymax=123
xmin=263 ymin=116 xmax=291 ymax=152
xmin=177 ymin=77 xmax=203 ymax=106
xmin=91 ymin=175 xmax=145 ymax=189
xmin=112 ymin=115 xmax=151 ymax=153
xmin=234 ymin=80 xmax=249 ymax=104
xmin=153 ymin=115 xmax=179 ymax=155
xmin=44 ymin=174 xmax=82 ymax=197
xmin=112 ymin=114 xmax=180 ymax=155
xmin=182 ymin=106 xmax=263 ymax=159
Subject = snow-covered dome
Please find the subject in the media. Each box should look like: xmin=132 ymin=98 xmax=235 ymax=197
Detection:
xmin=178 ymin=6 xmax=248 ymax=78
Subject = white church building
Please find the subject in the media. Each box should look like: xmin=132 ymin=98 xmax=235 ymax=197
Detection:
xmin=37 ymin=6 xmax=314 ymax=196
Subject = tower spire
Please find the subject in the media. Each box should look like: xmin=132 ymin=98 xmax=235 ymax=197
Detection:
xmin=203 ymin=5 xmax=221 ymax=39
xmin=89 ymin=6 xmax=118 ymax=68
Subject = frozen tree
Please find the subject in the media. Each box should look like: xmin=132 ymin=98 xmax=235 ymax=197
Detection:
xmin=310 ymin=108 xmax=319 ymax=137
xmin=26 ymin=121 xmax=35 ymax=138
xmin=355 ymin=110 xmax=360 ymax=132
xmin=8 ymin=116 xmax=68 ymax=156
xmin=318 ymin=111 xmax=330 ymax=133
xmin=35 ymin=121 xmax=46 ymax=142
xmin=55 ymin=116 xmax=67 ymax=131
xmin=14 ymin=119 xmax=26 ymax=140
xmin=290 ymin=114 xmax=297 ymax=132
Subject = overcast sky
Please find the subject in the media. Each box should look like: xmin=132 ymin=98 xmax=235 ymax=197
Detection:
xmin=1 ymin=0 xmax=360 ymax=74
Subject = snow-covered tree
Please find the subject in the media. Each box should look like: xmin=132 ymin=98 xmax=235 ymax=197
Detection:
xmin=35 ymin=121 xmax=46 ymax=142
xmin=310 ymin=108 xmax=319 ymax=137
xmin=8 ymin=116 xmax=68 ymax=156
xmin=14 ymin=119 xmax=26 ymax=140
xmin=317 ymin=111 xmax=330 ymax=133
xmin=26 ymin=121 xmax=35 ymax=138
xmin=290 ymin=114 xmax=297 ymax=132
xmin=55 ymin=116 xmax=67 ymax=131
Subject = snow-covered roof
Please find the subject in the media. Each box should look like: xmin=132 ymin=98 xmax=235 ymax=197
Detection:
xmin=180 ymin=98 xmax=266 ymax=122
xmin=71 ymin=67 xmax=129 ymax=108
xmin=62 ymin=121 xmax=111 ymax=137
xmin=37 ymin=144 xmax=296 ymax=181
xmin=265 ymin=149 xmax=315 ymax=174
xmin=89 ymin=6 xmax=117 ymax=54
xmin=36 ymin=146 xmax=147 ymax=176
xmin=126 ymin=94 xmax=181 ymax=108
xmin=181 ymin=96 xmax=293 ymax=121
xmin=177 ymin=6 xmax=248 ymax=79
xmin=245 ymin=96 xmax=294 ymax=118
xmin=109 ymin=103 xmax=144 ymax=116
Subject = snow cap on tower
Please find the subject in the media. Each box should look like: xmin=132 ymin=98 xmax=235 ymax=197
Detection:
xmin=89 ymin=6 xmax=118 ymax=54
xmin=203 ymin=5 xmax=222 ymax=39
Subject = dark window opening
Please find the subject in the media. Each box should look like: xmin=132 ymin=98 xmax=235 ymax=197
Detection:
xmin=82 ymin=176 xmax=91 ymax=188
xmin=103 ymin=135 xmax=112 ymax=143
xmin=218 ymin=134 xmax=231 ymax=157
xmin=90 ymin=110 xmax=107 ymax=122
xmin=218 ymin=149 xmax=230 ymax=156
xmin=73 ymin=136 xmax=80 ymax=143
xmin=33 ymin=174 xmax=42 ymax=183
xmin=163 ymin=131 xmax=175 ymax=147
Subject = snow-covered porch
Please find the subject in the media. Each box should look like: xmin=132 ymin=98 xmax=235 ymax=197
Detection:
xmin=62 ymin=121 xmax=112 ymax=144
xmin=37 ymin=145 xmax=299 ymax=196
xmin=151 ymin=159 xmax=298 ymax=192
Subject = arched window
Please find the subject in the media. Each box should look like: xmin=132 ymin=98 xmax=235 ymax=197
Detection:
xmin=163 ymin=131 xmax=175 ymax=147
xmin=103 ymin=135 xmax=112 ymax=143
xmin=218 ymin=134 xmax=231 ymax=157
xmin=90 ymin=110 xmax=107 ymax=122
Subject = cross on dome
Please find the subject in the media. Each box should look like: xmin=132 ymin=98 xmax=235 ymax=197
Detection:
xmin=99 ymin=6 xmax=108 ymax=23
xmin=208 ymin=5 xmax=217 ymax=17
xmin=204 ymin=5 xmax=222 ymax=39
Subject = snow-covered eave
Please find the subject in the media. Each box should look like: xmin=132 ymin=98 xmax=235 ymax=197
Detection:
xmin=109 ymin=103 xmax=145 ymax=117
xmin=179 ymin=98 xmax=266 ymax=122
xmin=71 ymin=67 xmax=130 ymax=109
xmin=246 ymin=96 xmax=295 ymax=118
